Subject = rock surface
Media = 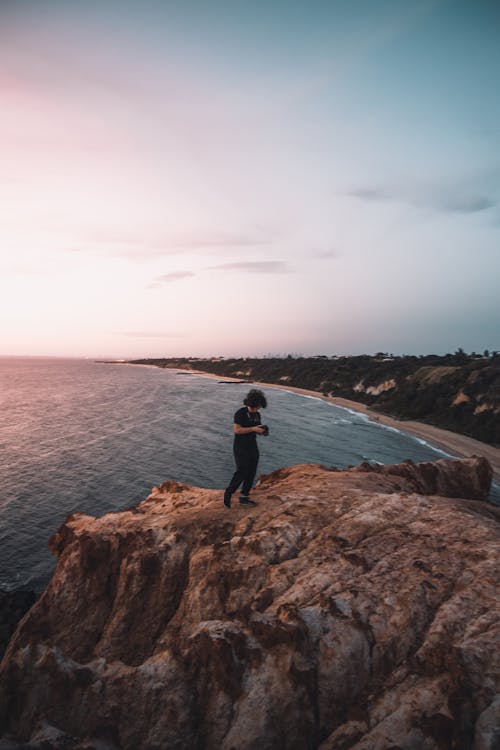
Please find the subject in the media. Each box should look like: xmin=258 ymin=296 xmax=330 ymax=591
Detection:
xmin=0 ymin=457 xmax=498 ymax=750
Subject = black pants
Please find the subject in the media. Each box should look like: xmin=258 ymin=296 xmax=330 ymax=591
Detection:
xmin=226 ymin=448 xmax=259 ymax=496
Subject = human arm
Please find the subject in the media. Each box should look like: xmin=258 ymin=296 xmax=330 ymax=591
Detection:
xmin=233 ymin=423 xmax=266 ymax=435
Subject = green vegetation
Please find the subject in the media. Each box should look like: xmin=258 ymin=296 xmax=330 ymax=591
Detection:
xmin=129 ymin=352 xmax=500 ymax=446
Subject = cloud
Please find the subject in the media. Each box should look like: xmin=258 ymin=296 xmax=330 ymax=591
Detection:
xmin=348 ymin=184 xmax=497 ymax=215
xmin=438 ymin=195 xmax=496 ymax=214
xmin=78 ymin=229 xmax=271 ymax=261
xmin=148 ymin=271 xmax=195 ymax=289
xmin=349 ymin=188 xmax=391 ymax=202
xmin=206 ymin=261 xmax=290 ymax=273
xmin=147 ymin=260 xmax=290 ymax=288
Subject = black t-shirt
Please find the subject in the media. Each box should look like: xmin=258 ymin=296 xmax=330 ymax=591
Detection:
xmin=233 ymin=406 xmax=261 ymax=451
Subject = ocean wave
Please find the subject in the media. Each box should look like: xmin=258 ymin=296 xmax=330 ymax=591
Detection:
xmin=342 ymin=408 xmax=370 ymax=421
xmin=289 ymin=392 xmax=320 ymax=401
xmin=412 ymin=437 xmax=452 ymax=457
xmin=352 ymin=417 xmax=453 ymax=459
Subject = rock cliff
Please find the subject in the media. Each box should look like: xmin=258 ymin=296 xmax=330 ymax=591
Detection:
xmin=0 ymin=457 xmax=498 ymax=750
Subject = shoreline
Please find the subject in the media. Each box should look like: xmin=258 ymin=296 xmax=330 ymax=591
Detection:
xmin=176 ymin=367 xmax=500 ymax=482
xmin=125 ymin=363 xmax=500 ymax=482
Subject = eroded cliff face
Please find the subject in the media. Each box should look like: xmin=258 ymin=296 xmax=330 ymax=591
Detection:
xmin=0 ymin=458 xmax=498 ymax=750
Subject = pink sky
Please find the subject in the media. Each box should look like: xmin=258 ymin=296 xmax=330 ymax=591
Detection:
xmin=1 ymin=1 xmax=498 ymax=357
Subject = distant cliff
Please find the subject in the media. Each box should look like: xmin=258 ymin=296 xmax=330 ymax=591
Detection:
xmin=1 ymin=457 xmax=498 ymax=750
xmin=129 ymin=354 xmax=500 ymax=446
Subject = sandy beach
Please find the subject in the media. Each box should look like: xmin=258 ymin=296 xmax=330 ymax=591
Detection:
xmin=172 ymin=367 xmax=500 ymax=482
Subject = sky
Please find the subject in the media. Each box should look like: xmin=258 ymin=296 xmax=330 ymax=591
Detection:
xmin=1 ymin=0 xmax=499 ymax=358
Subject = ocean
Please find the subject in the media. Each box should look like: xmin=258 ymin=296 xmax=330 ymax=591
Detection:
xmin=0 ymin=357 xmax=496 ymax=592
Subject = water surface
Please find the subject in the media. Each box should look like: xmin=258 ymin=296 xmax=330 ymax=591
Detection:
xmin=0 ymin=358 xmax=493 ymax=591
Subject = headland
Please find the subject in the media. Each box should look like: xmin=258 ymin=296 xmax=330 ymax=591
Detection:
xmin=1 ymin=456 xmax=498 ymax=749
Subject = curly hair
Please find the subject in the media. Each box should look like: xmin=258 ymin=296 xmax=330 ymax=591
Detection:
xmin=244 ymin=389 xmax=267 ymax=409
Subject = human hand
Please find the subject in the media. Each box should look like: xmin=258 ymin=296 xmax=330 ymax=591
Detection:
xmin=254 ymin=426 xmax=266 ymax=434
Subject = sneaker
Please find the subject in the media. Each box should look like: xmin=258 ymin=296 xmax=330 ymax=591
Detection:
xmin=223 ymin=489 xmax=232 ymax=508
xmin=239 ymin=496 xmax=257 ymax=506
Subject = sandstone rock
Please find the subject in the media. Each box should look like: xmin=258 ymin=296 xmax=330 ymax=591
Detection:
xmin=0 ymin=458 xmax=498 ymax=749
xmin=350 ymin=456 xmax=493 ymax=501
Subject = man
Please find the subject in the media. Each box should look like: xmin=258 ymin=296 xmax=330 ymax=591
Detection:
xmin=223 ymin=389 xmax=268 ymax=508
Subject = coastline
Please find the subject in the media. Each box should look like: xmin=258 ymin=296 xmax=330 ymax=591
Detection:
xmin=170 ymin=366 xmax=500 ymax=482
xmin=119 ymin=361 xmax=500 ymax=482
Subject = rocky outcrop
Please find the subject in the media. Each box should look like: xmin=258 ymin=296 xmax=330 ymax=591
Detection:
xmin=0 ymin=458 xmax=498 ymax=750
xmin=353 ymin=379 xmax=396 ymax=396
xmin=350 ymin=455 xmax=493 ymax=501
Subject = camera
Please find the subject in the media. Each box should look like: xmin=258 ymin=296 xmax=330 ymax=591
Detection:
xmin=260 ymin=425 xmax=269 ymax=436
